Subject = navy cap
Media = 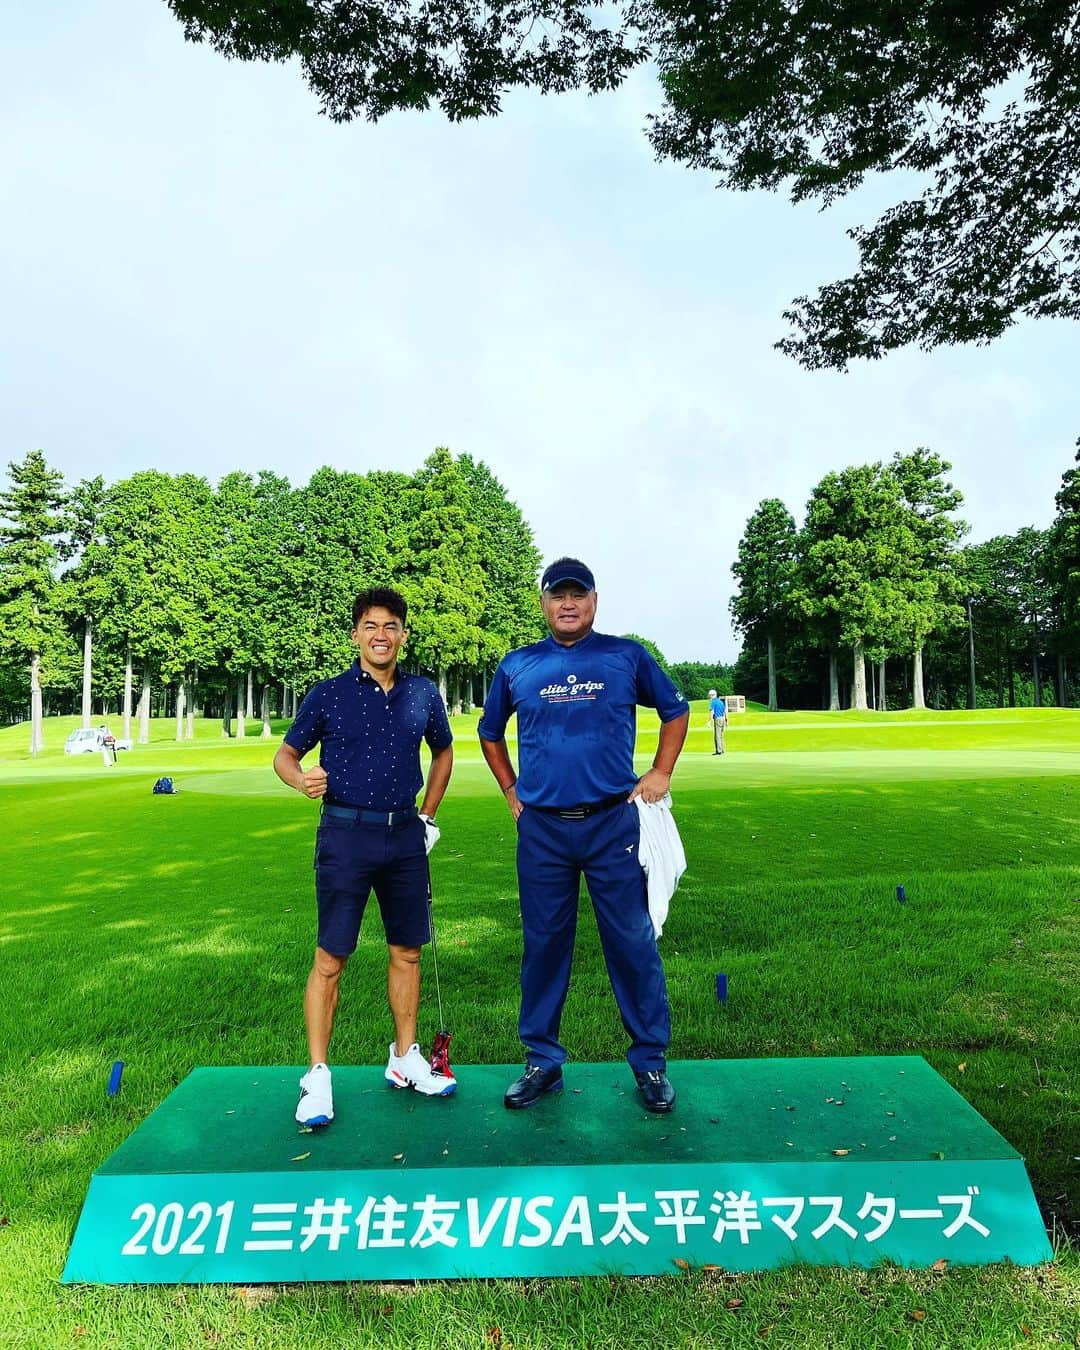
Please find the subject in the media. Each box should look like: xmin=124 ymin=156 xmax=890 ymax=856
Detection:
xmin=541 ymin=558 xmax=596 ymax=592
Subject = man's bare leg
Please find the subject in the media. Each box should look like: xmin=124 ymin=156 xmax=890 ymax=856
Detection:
xmin=304 ymin=947 xmax=348 ymax=1067
xmin=387 ymin=943 xmax=421 ymax=1055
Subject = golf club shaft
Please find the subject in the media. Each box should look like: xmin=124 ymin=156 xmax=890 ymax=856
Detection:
xmin=426 ymin=877 xmax=445 ymax=1030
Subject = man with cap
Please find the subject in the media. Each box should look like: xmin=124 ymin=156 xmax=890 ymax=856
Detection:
xmin=478 ymin=558 xmax=690 ymax=1113
xmin=708 ymin=689 xmax=728 ymax=754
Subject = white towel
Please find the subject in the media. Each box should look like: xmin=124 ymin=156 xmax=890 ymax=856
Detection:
xmin=634 ymin=793 xmax=686 ymax=938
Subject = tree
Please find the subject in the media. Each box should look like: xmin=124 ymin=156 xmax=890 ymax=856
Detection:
xmin=965 ymin=536 xmax=1029 ymax=707
xmin=168 ymin=0 xmax=644 ymax=122
xmin=668 ymin=659 xmax=734 ymax=702
xmin=397 ymin=449 xmax=489 ymax=710
xmin=730 ymin=498 xmax=797 ymax=711
xmin=621 ymin=635 xmax=669 ymax=674
xmin=170 ymin=2 xmax=1080 ymax=368
xmin=208 ymin=471 xmax=294 ymax=736
xmin=95 ymin=472 xmax=216 ymax=743
xmin=282 ymin=466 xmax=414 ymax=693
xmin=58 ymin=476 xmax=110 ymax=730
xmin=1051 ymin=441 xmax=1080 ymax=701
xmin=650 ymin=3 xmax=1080 ymax=368
xmin=0 ymin=451 xmax=68 ymax=753
xmin=888 ymin=450 xmax=966 ymax=709
xmin=1012 ymin=526 xmax=1054 ymax=706
xmin=794 ymin=464 xmax=910 ymax=711
xmin=457 ymin=454 xmax=544 ymax=680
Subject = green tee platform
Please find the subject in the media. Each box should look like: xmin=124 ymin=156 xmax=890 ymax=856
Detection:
xmin=63 ymin=1056 xmax=1051 ymax=1282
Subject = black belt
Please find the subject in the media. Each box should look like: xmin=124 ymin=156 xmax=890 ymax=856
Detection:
xmin=322 ymin=804 xmax=418 ymax=828
xmin=532 ymin=794 xmax=627 ymax=821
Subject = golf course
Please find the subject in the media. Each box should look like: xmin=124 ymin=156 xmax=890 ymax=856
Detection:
xmin=1 ymin=705 xmax=1077 ymax=1345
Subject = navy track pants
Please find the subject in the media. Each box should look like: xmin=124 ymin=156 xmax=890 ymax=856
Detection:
xmin=515 ymin=799 xmax=670 ymax=1074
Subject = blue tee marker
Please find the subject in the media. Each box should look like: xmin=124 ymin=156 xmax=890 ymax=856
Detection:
xmin=715 ymin=973 xmax=728 ymax=1002
xmin=896 ymin=885 xmax=907 ymax=903
xmin=107 ymin=1061 xmax=124 ymax=1097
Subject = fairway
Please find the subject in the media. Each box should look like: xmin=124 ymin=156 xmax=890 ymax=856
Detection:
xmin=1 ymin=707 xmax=1078 ymax=1345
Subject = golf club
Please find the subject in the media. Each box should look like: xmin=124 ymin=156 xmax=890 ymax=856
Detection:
xmin=426 ymin=874 xmax=454 ymax=1078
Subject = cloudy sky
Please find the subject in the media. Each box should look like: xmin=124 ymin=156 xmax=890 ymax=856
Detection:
xmin=4 ymin=3 xmax=1078 ymax=662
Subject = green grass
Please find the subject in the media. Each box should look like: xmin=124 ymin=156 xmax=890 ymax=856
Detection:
xmin=1 ymin=708 xmax=1078 ymax=1346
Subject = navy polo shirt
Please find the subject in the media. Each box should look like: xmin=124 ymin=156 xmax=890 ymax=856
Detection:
xmin=284 ymin=662 xmax=452 ymax=811
xmin=478 ymin=632 xmax=688 ymax=808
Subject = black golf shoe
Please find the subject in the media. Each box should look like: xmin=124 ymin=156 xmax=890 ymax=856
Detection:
xmin=504 ymin=1064 xmax=564 ymax=1110
xmin=634 ymin=1068 xmax=676 ymax=1113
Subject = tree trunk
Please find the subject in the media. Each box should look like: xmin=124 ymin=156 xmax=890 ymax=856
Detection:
xmin=912 ymin=646 xmax=926 ymax=709
xmin=81 ymin=618 xmax=93 ymax=729
xmin=1058 ymin=653 xmax=1067 ymax=708
xmin=186 ymin=669 xmax=196 ymax=738
xmin=878 ymin=659 xmax=887 ymax=712
xmin=122 ymin=643 xmax=133 ymax=741
xmin=852 ymin=642 xmax=868 ymax=710
xmin=827 ymin=650 xmax=839 ymax=711
xmin=138 ymin=663 xmax=151 ymax=743
xmin=245 ymin=670 xmax=254 ymax=720
xmin=260 ymin=683 xmax=272 ymax=738
xmin=767 ymin=635 xmax=778 ymax=712
xmin=236 ymin=678 xmax=246 ymax=739
xmin=1032 ymin=652 xmax=1041 ymax=707
xmin=222 ymin=680 xmax=233 ymax=737
xmin=29 ymin=651 xmax=44 ymax=755
xmin=436 ymin=667 xmax=448 ymax=707
xmin=175 ymin=680 xmax=186 ymax=740
xmin=994 ymin=632 xmax=1004 ymax=707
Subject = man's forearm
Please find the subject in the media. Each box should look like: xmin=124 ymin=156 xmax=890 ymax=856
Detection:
xmin=420 ymin=745 xmax=453 ymax=817
xmin=273 ymin=744 xmax=305 ymax=791
xmin=653 ymin=712 xmax=690 ymax=776
xmin=479 ymin=737 xmax=517 ymax=792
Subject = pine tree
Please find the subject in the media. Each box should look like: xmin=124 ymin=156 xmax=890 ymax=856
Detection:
xmin=0 ymin=450 xmax=68 ymax=754
xmin=730 ymin=499 xmax=797 ymax=712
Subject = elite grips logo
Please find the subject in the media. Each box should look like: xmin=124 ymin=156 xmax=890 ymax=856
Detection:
xmin=539 ymin=673 xmax=605 ymax=703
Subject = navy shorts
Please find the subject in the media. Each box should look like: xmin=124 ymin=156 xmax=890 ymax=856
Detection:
xmin=314 ymin=816 xmax=430 ymax=956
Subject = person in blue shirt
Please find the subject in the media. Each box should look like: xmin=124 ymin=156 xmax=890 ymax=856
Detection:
xmin=273 ymin=587 xmax=456 ymax=1126
xmin=479 ymin=558 xmax=690 ymax=1114
xmin=708 ymin=689 xmax=728 ymax=754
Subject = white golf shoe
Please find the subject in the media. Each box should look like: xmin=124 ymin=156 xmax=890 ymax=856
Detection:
xmin=385 ymin=1042 xmax=457 ymax=1096
xmin=296 ymin=1062 xmax=334 ymax=1125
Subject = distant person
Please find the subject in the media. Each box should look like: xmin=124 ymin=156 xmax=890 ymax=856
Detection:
xmin=273 ymin=587 xmax=456 ymax=1127
xmin=99 ymin=725 xmax=117 ymax=766
xmin=479 ymin=557 xmax=689 ymax=1114
xmin=708 ymin=691 xmax=727 ymax=755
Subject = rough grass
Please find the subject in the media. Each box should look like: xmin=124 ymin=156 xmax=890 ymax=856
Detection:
xmin=0 ymin=707 xmax=1078 ymax=1346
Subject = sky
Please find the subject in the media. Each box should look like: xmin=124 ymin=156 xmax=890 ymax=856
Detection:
xmin=3 ymin=4 xmax=1078 ymax=663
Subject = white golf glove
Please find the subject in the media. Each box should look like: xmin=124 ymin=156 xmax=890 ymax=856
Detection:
xmin=420 ymin=814 xmax=441 ymax=855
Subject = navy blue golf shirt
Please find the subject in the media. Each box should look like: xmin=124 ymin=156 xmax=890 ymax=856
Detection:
xmin=478 ymin=632 xmax=687 ymax=808
xmin=285 ymin=662 xmax=452 ymax=811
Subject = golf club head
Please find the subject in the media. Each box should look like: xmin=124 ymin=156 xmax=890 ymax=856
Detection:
xmin=430 ymin=1029 xmax=453 ymax=1078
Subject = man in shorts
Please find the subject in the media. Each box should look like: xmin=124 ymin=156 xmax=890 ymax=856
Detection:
xmin=273 ymin=587 xmax=456 ymax=1125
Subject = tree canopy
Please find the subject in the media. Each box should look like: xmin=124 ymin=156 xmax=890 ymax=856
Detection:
xmin=169 ymin=0 xmax=1080 ymax=367
xmin=0 ymin=448 xmax=544 ymax=735
xmin=729 ymin=445 xmax=1080 ymax=713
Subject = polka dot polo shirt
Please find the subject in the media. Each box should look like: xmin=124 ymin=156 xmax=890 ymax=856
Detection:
xmin=284 ymin=661 xmax=453 ymax=811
